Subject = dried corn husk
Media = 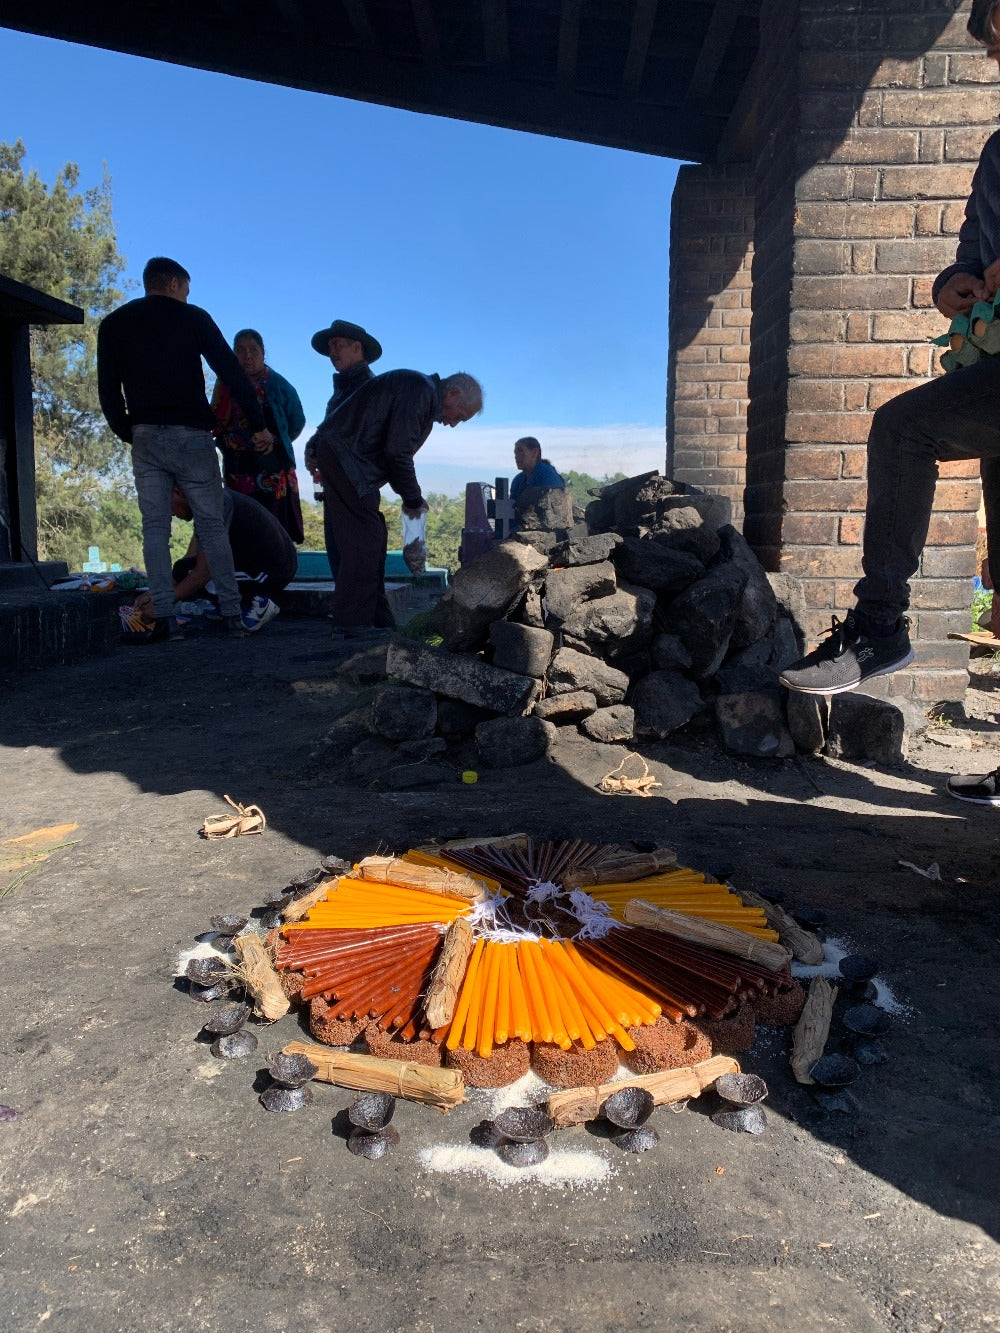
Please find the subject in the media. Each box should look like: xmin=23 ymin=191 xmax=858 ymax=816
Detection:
xmin=355 ymin=855 xmax=486 ymax=903
xmin=424 ymin=919 xmax=476 ymax=1028
xmin=597 ymin=753 xmax=662 ymax=798
xmin=282 ymin=1041 xmax=465 ymax=1111
xmin=233 ymin=934 xmax=290 ymax=1021
xmin=563 ymin=847 xmax=677 ymax=888
xmin=200 ymin=795 xmax=266 ymax=839
xmin=623 ymin=899 xmax=791 ymax=970
xmin=739 ymin=889 xmax=824 ymax=965
xmin=790 ymin=976 xmax=838 ymax=1084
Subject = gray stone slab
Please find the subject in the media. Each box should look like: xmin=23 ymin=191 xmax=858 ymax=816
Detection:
xmin=489 ymin=620 xmax=555 ymax=677
xmin=548 ymin=532 xmax=622 ymax=566
xmin=387 ymin=638 xmax=538 ymax=716
xmin=475 ymin=715 xmax=556 ymax=767
xmin=579 ymin=704 xmax=635 ymax=742
xmin=543 ymin=561 xmax=617 ymax=623
xmin=631 ymin=669 xmax=704 ymax=739
xmin=370 ymin=682 xmax=437 ymax=742
xmin=613 ymin=535 xmax=703 ymax=594
xmin=715 ymin=690 xmax=795 ymax=759
xmin=826 ymin=694 xmax=908 ymax=766
xmin=561 ymin=584 xmax=655 ymax=646
xmin=548 ymin=646 xmax=629 ymax=705
xmin=534 ymin=690 xmax=598 ymax=722
xmin=430 ymin=541 xmax=548 ymax=651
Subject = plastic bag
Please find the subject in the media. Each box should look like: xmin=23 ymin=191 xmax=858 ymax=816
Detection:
xmin=402 ymin=511 xmax=427 ymax=576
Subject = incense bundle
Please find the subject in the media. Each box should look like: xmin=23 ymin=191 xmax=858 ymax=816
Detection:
xmin=282 ymin=1041 xmax=466 ymax=1111
xmin=739 ymin=889 xmax=824 ymax=963
xmin=562 ymin=847 xmax=678 ymax=888
xmin=545 ymin=1054 xmax=740 ymax=1127
xmin=593 ymin=868 xmax=777 ymax=939
xmin=355 ymin=855 xmax=486 ymax=903
xmin=623 ymin=900 xmax=791 ymax=971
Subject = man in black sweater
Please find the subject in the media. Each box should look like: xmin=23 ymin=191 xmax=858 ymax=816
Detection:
xmin=97 ymin=256 xmax=273 ymax=642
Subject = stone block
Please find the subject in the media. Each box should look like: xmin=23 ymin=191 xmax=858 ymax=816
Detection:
xmin=475 ymin=716 xmax=556 ymax=768
xmin=534 ymin=690 xmax=598 ymax=723
xmin=715 ymin=691 xmax=795 ymax=759
xmin=561 ymin=584 xmax=656 ymax=647
xmin=511 ymin=531 xmax=558 ymax=555
xmin=613 ymin=535 xmax=704 ymax=594
xmin=549 ymin=532 xmax=622 ymax=566
xmin=664 ymin=562 xmax=748 ymax=678
xmin=370 ymin=683 xmax=438 ymax=742
xmin=548 ymin=647 xmax=629 ymax=705
xmin=651 ymin=633 xmax=693 ymax=672
xmin=715 ymin=525 xmax=778 ymax=649
xmin=489 ymin=621 xmax=555 ymax=678
xmin=430 ymin=541 xmax=549 ymax=651
xmin=715 ymin=618 xmax=800 ymax=694
xmin=387 ymin=639 xmax=538 ymax=716
xmin=511 ymin=585 xmax=545 ymax=628
xmin=543 ymin=562 xmax=617 ymax=623
xmin=515 ymin=487 xmax=575 ymax=533
xmin=785 ymin=692 xmax=828 ymax=755
xmin=650 ymin=506 xmax=721 ymax=565
xmin=579 ymin=705 xmax=635 ymax=743
xmin=397 ymin=736 xmax=448 ymax=759
xmin=825 ymin=694 xmax=908 ymax=766
xmin=631 ymin=670 xmax=704 ymax=739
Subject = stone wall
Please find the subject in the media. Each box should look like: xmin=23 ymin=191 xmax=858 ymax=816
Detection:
xmin=667 ymin=163 xmax=753 ymax=522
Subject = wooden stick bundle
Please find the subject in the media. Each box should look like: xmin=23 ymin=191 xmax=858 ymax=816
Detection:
xmin=423 ymin=918 xmax=476 ymax=1029
xmin=355 ymin=855 xmax=486 ymax=903
xmin=234 ymin=933 xmax=290 ymax=1021
xmin=790 ymin=975 xmax=838 ymax=1084
xmin=282 ymin=1041 xmax=466 ymax=1111
xmin=623 ymin=899 xmax=791 ymax=971
xmin=546 ymin=1054 xmax=739 ymax=1128
xmin=739 ymin=889 xmax=824 ymax=965
xmin=563 ymin=847 xmax=677 ymax=889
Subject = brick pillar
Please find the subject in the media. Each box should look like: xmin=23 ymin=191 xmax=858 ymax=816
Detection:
xmin=666 ymin=163 xmax=753 ymax=520
xmin=744 ymin=0 xmax=996 ymax=704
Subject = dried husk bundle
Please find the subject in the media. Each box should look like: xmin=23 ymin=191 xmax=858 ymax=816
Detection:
xmin=739 ymin=889 xmax=824 ymax=965
xmin=200 ymin=795 xmax=266 ymax=839
xmin=233 ymin=934 xmax=290 ymax=1021
xmin=423 ymin=918 xmax=476 ymax=1028
xmin=790 ymin=975 xmax=838 ymax=1084
xmin=282 ymin=1041 xmax=466 ymax=1111
xmin=623 ymin=899 xmax=791 ymax=971
xmin=563 ymin=846 xmax=677 ymax=888
xmin=545 ymin=1054 xmax=739 ymax=1128
xmin=355 ymin=855 xmax=486 ymax=903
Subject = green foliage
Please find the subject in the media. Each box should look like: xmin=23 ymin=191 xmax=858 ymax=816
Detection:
xmin=971 ymin=585 xmax=993 ymax=632
xmin=562 ymin=469 xmax=627 ymax=509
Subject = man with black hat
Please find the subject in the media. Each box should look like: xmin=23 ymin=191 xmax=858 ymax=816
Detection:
xmin=304 ymin=319 xmax=382 ymax=580
xmin=307 ymin=369 xmax=484 ymax=638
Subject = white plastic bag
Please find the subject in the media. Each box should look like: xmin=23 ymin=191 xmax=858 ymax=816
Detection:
xmin=402 ymin=511 xmax=427 ymax=576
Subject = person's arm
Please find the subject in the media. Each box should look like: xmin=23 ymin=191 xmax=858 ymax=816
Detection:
xmin=383 ymin=381 xmax=435 ymax=512
xmin=198 ymin=310 xmax=269 ymax=436
xmin=173 ymin=545 xmax=212 ymax=602
xmin=96 ymin=318 xmax=132 ymax=443
xmin=933 ymin=148 xmax=991 ymax=312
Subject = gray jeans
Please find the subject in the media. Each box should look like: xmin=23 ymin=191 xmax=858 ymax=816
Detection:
xmin=131 ymin=425 xmax=241 ymax=618
xmin=855 ymin=356 xmax=1000 ymax=625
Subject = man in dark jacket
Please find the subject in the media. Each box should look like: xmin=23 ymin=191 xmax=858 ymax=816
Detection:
xmin=781 ymin=0 xmax=1000 ymax=718
xmin=303 ymin=318 xmax=382 ymax=579
xmin=308 ymin=369 xmax=483 ymax=635
xmin=98 ymin=256 xmax=273 ymax=642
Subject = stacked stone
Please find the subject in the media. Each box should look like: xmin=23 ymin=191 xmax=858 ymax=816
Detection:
xmin=362 ymin=471 xmax=903 ymax=767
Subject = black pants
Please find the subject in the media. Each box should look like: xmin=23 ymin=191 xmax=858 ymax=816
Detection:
xmin=316 ymin=449 xmax=394 ymax=629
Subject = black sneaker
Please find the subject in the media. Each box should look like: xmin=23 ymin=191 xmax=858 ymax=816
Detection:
xmin=779 ymin=612 xmax=913 ymax=696
xmin=946 ymin=768 xmax=1000 ymax=805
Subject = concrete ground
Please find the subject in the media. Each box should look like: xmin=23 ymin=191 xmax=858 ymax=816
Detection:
xmin=1 ymin=617 xmax=998 ymax=1333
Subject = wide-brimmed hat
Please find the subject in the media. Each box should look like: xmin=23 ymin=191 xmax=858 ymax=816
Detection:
xmin=310 ymin=318 xmax=382 ymax=363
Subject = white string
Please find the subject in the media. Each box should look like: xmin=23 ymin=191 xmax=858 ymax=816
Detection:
xmin=525 ymin=879 xmax=561 ymax=904
xmin=567 ymin=889 xmax=620 ymax=940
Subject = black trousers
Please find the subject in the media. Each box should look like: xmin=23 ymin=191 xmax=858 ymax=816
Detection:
xmin=317 ymin=449 xmax=394 ymax=629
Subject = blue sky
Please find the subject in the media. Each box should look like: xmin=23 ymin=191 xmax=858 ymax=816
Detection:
xmin=0 ymin=28 xmax=681 ymax=495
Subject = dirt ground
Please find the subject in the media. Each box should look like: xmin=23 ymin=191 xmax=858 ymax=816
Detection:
xmin=1 ymin=617 xmax=998 ymax=1333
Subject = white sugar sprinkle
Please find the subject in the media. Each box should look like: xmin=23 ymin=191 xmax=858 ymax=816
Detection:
xmin=419 ymin=1144 xmax=610 ymax=1188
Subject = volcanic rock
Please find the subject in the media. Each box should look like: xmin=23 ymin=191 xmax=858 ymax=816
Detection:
xmin=387 ymin=639 xmax=538 ymax=716
xmin=370 ymin=683 xmax=437 ymax=742
xmin=549 ymin=532 xmax=621 ymax=566
xmin=543 ymin=562 xmax=617 ymax=623
xmin=826 ymin=694 xmax=907 ymax=766
xmin=715 ymin=690 xmax=795 ymax=759
xmin=548 ymin=647 xmax=629 ymax=705
xmin=579 ymin=704 xmax=635 ymax=742
xmin=631 ymin=670 xmax=704 ymax=739
xmin=667 ymin=561 xmax=748 ymax=678
xmin=489 ymin=621 xmax=555 ymax=678
xmin=430 ymin=540 xmax=548 ymax=650
xmin=534 ymin=691 xmax=598 ymax=723
xmin=475 ymin=716 xmax=556 ymax=768
xmin=613 ymin=535 xmax=703 ymax=595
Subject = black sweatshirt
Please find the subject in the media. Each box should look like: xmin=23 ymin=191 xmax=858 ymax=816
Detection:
xmin=97 ymin=294 xmax=265 ymax=443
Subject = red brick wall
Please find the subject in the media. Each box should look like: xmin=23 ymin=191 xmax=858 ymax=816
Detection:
xmin=666 ymin=164 xmax=753 ymax=520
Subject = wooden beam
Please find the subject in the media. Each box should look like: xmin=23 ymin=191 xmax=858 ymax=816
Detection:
xmin=686 ymin=0 xmax=742 ymax=105
xmin=557 ymin=0 xmax=583 ymax=88
xmin=342 ymin=0 xmax=377 ymax=50
xmin=623 ymin=0 xmax=658 ymax=93
xmin=481 ymin=0 xmax=508 ymax=67
xmin=412 ymin=0 xmax=442 ymax=66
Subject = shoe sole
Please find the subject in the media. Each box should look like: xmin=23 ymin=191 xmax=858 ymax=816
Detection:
xmin=245 ymin=607 xmax=280 ymax=633
xmin=780 ymin=649 xmax=915 ymax=696
xmin=946 ymin=787 xmax=1000 ymax=806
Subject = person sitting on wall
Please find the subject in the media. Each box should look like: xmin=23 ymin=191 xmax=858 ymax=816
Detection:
xmin=131 ymin=485 xmax=297 ymax=634
xmin=509 ymin=436 xmax=565 ymax=532
xmin=303 ymin=319 xmax=383 ymax=580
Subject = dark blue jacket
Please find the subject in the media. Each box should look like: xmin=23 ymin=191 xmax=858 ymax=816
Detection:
xmin=933 ymin=127 xmax=1000 ymax=301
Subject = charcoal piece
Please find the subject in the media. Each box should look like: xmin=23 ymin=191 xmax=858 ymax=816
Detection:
xmin=838 ymin=954 xmax=878 ymax=983
xmin=811 ymin=1088 xmax=861 ymax=1115
xmin=202 ymin=1002 xmax=250 ymax=1035
xmin=715 ymin=1073 xmax=768 ymax=1107
xmin=211 ymin=1031 xmax=258 ymax=1059
xmin=842 ymin=1004 xmax=892 ymax=1037
xmin=470 ymin=1119 xmax=504 ymax=1150
xmin=850 ymin=1037 xmax=889 ymax=1068
xmin=347 ymin=1126 xmax=400 ymax=1159
xmin=213 ymin=935 xmax=236 ymax=952
xmin=185 ymin=957 xmax=227 ymax=986
xmin=496 ymin=1138 xmax=549 ymax=1168
xmin=0 ymin=1105 xmax=17 ymax=1122
xmin=493 ymin=1106 xmax=554 ymax=1142
xmin=808 ymin=1054 xmax=860 ymax=1087
xmin=348 ymin=1092 xmax=396 ymax=1131
xmin=210 ymin=914 xmax=248 ymax=934
xmin=189 ymin=981 xmax=228 ymax=1003
xmin=790 ymin=904 xmax=825 ymax=928
xmin=613 ymin=1125 xmax=660 ymax=1153
xmin=321 ymin=855 xmax=353 ymax=875
xmin=846 ymin=980 xmax=878 ymax=1003
xmin=599 ymin=1086 xmax=655 ymax=1129
xmin=260 ymin=1083 xmax=313 ymax=1112
xmin=269 ymin=1051 xmax=320 ymax=1088
xmin=260 ymin=910 xmax=282 ymax=931
xmin=712 ymin=1106 xmax=767 ymax=1135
